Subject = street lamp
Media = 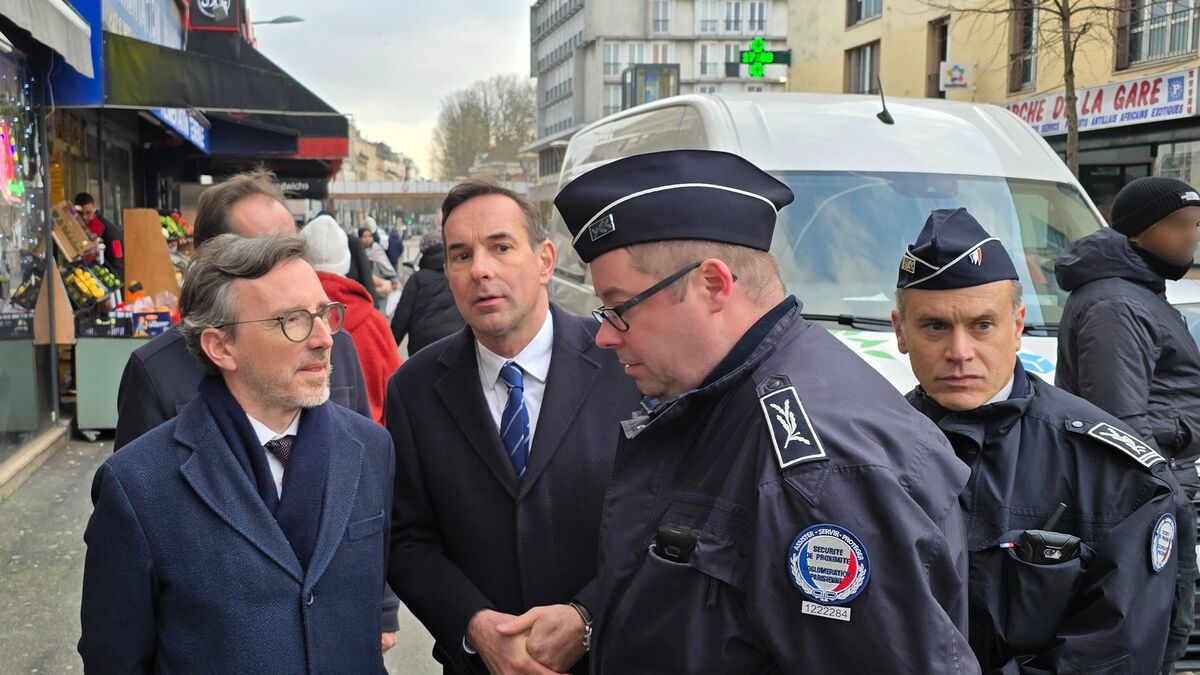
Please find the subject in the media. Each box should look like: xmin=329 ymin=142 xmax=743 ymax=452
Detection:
xmin=252 ymin=15 xmax=305 ymax=25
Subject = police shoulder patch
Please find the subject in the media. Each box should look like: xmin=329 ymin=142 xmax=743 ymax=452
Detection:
xmin=759 ymin=386 xmax=826 ymax=469
xmin=1082 ymin=421 xmax=1165 ymax=468
xmin=788 ymin=523 xmax=870 ymax=606
xmin=1151 ymin=513 xmax=1176 ymax=574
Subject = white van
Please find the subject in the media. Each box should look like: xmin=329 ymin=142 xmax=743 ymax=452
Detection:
xmin=546 ymin=92 xmax=1156 ymax=391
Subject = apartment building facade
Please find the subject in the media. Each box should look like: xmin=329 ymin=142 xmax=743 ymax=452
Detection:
xmin=527 ymin=0 xmax=789 ymax=204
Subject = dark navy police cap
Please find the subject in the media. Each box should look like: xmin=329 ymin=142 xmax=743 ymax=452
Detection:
xmin=897 ymin=208 xmax=1018 ymax=290
xmin=554 ymin=150 xmax=795 ymax=263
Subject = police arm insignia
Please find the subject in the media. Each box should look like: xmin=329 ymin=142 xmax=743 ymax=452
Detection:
xmin=760 ymin=386 xmax=826 ymax=469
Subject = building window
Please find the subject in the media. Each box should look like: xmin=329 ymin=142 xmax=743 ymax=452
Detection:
xmin=652 ymin=42 xmax=671 ymax=63
xmin=927 ymin=17 xmax=949 ymax=98
xmin=748 ymin=1 xmax=767 ymax=32
xmin=604 ymin=84 xmax=622 ymax=116
xmin=746 ymin=84 xmax=765 ymax=92
xmin=1120 ymin=0 xmax=1199 ymax=69
xmin=848 ymin=0 xmax=882 ymax=26
xmin=653 ymin=0 xmax=671 ymax=33
xmin=1008 ymin=0 xmax=1036 ymax=91
xmin=699 ymin=0 xmax=719 ymax=33
xmin=700 ymin=42 xmax=720 ymax=76
xmin=724 ymin=1 xmax=742 ymax=32
xmin=628 ymin=42 xmax=646 ymax=65
xmin=724 ymin=43 xmax=739 ymax=67
xmin=699 ymin=85 xmax=718 ymax=93
xmin=604 ymin=42 xmax=622 ymax=76
xmin=846 ymin=41 xmax=880 ymax=94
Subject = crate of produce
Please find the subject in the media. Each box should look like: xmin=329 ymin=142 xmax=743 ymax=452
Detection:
xmin=10 ymin=273 xmax=41 ymax=310
xmin=51 ymin=201 xmax=98 ymax=261
xmin=62 ymin=264 xmax=117 ymax=311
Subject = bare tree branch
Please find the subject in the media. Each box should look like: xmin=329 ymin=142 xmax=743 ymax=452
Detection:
xmin=430 ymin=75 xmax=536 ymax=180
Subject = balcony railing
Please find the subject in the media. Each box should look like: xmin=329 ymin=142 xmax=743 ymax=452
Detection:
xmin=1124 ymin=6 xmax=1199 ymax=67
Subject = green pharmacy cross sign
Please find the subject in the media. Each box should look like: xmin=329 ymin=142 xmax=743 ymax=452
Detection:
xmin=739 ymin=37 xmax=791 ymax=78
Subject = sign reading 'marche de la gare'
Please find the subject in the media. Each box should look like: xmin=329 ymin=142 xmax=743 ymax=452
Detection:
xmin=1007 ymin=68 xmax=1198 ymax=136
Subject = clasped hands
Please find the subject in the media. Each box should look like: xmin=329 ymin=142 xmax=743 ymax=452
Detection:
xmin=467 ymin=604 xmax=587 ymax=675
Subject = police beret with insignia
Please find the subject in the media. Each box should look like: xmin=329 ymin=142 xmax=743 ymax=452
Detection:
xmin=897 ymin=208 xmax=1019 ymax=290
xmin=554 ymin=150 xmax=795 ymax=263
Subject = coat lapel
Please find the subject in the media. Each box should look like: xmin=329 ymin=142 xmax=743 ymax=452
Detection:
xmin=434 ymin=326 xmax=519 ymax=498
xmin=176 ymin=399 xmax=304 ymax=583
xmin=303 ymin=407 xmax=365 ymax=592
xmin=519 ymin=307 xmax=600 ymax=500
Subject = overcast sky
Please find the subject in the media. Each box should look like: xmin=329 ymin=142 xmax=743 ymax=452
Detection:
xmin=250 ymin=0 xmax=532 ymax=177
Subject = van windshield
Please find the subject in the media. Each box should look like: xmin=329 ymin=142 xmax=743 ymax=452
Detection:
xmin=771 ymin=171 xmax=1105 ymax=328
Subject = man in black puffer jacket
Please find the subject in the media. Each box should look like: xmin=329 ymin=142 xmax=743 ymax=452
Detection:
xmin=1055 ymin=176 xmax=1200 ymax=674
xmin=391 ymin=234 xmax=465 ymax=355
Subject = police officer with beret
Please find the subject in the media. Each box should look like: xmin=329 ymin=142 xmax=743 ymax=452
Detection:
xmin=554 ymin=150 xmax=977 ymax=673
xmin=892 ymin=208 xmax=1179 ymax=673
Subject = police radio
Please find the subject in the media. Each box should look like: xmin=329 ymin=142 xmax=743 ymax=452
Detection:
xmin=653 ymin=526 xmax=698 ymax=563
xmin=1013 ymin=502 xmax=1082 ymax=565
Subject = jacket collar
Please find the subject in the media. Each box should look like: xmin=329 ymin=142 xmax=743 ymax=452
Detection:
xmin=909 ymin=361 xmax=1033 ymax=450
xmin=175 ymin=395 xmax=365 ymax=590
xmin=623 ymin=297 xmax=801 ymax=438
xmin=433 ymin=304 xmax=602 ymax=500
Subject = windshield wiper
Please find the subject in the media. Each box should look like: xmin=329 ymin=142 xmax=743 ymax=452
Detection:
xmin=801 ymin=313 xmax=894 ymax=330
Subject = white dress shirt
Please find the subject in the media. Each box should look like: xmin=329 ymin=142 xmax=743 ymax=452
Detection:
xmin=476 ymin=308 xmax=555 ymax=453
xmin=246 ymin=411 xmax=301 ymax=498
xmin=984 ymin=375 xmax=1016 ymax=406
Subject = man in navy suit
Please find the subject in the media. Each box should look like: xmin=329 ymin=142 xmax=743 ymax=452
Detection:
xmin=386 ymin=179 xmax=639 ymax=674
xmin=80 ymin=235 xmax=395 ymax=672
xmin=113 ymin=169 xmax=372 ymax=451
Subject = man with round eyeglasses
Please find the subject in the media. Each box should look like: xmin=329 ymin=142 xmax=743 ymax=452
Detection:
xmin=79 ymin=234 xmax=396 ymax=673
xmin=554 ymin=149 xmax=977 ymax=673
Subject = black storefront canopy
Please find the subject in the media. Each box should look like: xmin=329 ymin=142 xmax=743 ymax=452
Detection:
xmin=101 ymin=32 xmax=347 ymax=176
xmin=102 ymin=31 xmax=341 ymax=119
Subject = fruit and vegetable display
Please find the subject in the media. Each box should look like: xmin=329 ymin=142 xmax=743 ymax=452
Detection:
xmin=160 ymin=210 xmax=192 ymax=240
xmin=63 ymin=264 xmax=120 ymax=309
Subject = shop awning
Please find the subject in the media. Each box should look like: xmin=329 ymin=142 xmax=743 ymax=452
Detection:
xmin=103 ymin=32 xmax=340 ymax=116
xmin=0 ymin=0 xmax=93 ymax=77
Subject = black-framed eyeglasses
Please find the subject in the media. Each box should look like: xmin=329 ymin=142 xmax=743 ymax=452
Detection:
xmin=213 ymin=302 xmax=346 ymax=343
xmin=592 ymin=261 xmax=702 ymax=332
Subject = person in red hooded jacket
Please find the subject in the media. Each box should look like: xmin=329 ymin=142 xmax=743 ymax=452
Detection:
xmin=301 ymin=214 xmax=401 ymax=424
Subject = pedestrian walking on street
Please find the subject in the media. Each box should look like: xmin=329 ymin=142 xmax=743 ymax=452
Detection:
xmin=390 ymin=232 xmax=464 ymax=356
xmin=1054 ymin=176 xmax=1200 ymax=674
xmin=79 ymin=235 xmax=396 ymax=673
xmin=385 ymin=178 xmax=639 ymax=675
xmin=555 ymin=150 xmax=975 ymax=673
xmin=895 ymin=208 xmax=1178 ymax=672
xmin=302 ymin=214 xmax=402 ymax=425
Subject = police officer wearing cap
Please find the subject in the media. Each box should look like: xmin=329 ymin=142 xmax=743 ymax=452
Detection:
xmin=893 ymin=208 xmax=1179 ymax=673
xmin=555 ymin=150 xmax=976 ymax=673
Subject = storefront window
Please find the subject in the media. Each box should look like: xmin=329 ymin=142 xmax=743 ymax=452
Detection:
xmin=0 ymin=50 xmax=57 ymax=463
xmin=1157 ymin=140 xmax=1200 ymax=264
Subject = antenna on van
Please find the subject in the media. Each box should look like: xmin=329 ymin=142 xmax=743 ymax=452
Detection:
xmin=876 ymin=78 xmax=895 ymax=125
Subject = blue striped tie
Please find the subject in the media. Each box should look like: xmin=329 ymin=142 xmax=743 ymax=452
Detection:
xmin=499 ymin=362 xmax=530 ymax=477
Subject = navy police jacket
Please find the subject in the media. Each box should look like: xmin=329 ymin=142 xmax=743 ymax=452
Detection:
xmin=908 ymin=364 xmax=1178 ymax=674
xmin=590 ymin=299 xmax=977 ymax=674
